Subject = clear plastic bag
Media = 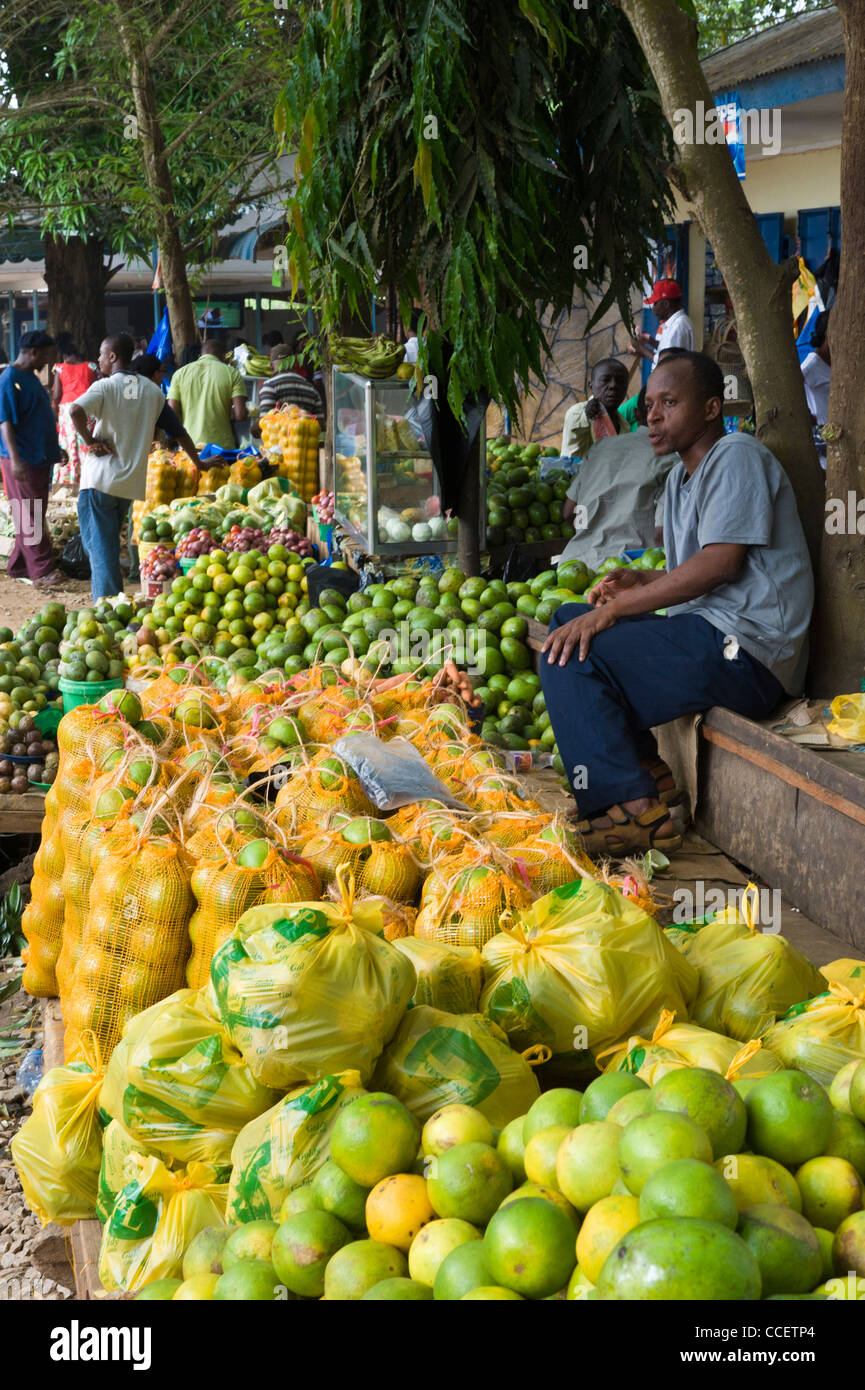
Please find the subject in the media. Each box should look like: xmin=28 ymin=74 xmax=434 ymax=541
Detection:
xmin=333 ymin=734 xmax=468 ymax=811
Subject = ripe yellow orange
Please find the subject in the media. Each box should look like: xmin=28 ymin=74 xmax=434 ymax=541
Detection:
xmin=575 ymin=1194 xmax=641 ymax=1284
xmin=366 ymin=1174 xmax=436 ymax=1253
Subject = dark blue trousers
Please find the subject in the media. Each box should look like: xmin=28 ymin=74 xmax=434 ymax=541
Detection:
xmin=540 ymin=604 xmax=785 ymax=817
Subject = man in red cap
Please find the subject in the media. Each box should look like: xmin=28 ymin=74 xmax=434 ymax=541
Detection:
xmin=628 ymin=279 xmax=695 ymax=367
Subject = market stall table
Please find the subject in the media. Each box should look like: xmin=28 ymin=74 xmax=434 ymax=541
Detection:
xmin=0 ymin=791 xmax=47 ymax=835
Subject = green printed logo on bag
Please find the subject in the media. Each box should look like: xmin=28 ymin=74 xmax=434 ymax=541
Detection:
xmin=272 ymin=909 xmax=331 ymax=944
xmin=778 ymin=993 xmax=830 ymax=1022
xmin=403 ymin=1027 xmax=501 ymax=1107
xmin=286 ymin=1075 xmax=345 ymax=1117
xmin=485 ymin=979 xmax=555 ymax=1052
xmin=108 ymin=1184 xmax=160 ymax=1241
xmin=621 ymin=1046 xmax=646 ymax=1075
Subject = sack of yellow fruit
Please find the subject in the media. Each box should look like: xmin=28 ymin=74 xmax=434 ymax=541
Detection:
xmin=21 ymin=789 xmax=65 ymax=997
xmin=370 ymin=1005 xmax=540 ymax=1127
xmin=760 ymin=982 xmax=865 ymax=1088
xmin=598 ymin=1009 xmax=783 ymax=1084
xmin=99 ymin=1153 xmax=228 ymax=1292
xmin=208 ymin=868 xmax=415 ymax=1088
xmin=480 ymin=878 xmax=698 ymax=1069
xmin=186 ymin=842 xmax=321 ymax=990
xmin=100 ymin=989 xmax=279 ymax=1167
xmin=96 ymin=1119 xmax=152 ymax=1224
xmin=227 ymin=1071 xmax=366 ymax=1223
xmin=683 ymin=883 xmax=825 ymax=1042
xmin=11 ymin=1040 xmax=105 ymax=1225
xmin=63 ymin=827 xmax=194 ymax=1063
xmin=821 ymin=958 xmax=865 ymax=991
xmin=393 ymin=936 xmax=485 ymax=1014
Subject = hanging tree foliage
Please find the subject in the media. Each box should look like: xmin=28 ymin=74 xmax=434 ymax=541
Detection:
xmin=278 ymin=0 xmax=673 ymax=424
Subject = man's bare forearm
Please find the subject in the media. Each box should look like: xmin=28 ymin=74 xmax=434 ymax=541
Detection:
xmin=605 ymin=546 xmax=747 ymax=618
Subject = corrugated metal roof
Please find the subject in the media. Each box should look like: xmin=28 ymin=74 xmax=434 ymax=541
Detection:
xmin=702 ymin=6 xmax=843 ymax=88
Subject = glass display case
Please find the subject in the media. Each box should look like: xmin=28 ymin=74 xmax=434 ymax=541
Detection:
xmin=333 ymin=369 xmax=485 ymax=554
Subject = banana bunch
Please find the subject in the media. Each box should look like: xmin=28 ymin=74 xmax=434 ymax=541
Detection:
xmin=330 ymin=334 xmax=406 ymax=378
xmin=242 ymin=353 xmax=273 ymax=378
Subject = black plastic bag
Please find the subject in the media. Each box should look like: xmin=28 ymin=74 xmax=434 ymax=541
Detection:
xmin=59 ymin=532 xmax=90 ymax=580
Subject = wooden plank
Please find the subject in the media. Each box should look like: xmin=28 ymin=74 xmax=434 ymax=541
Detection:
xmin=0 ymin=792 xmax=46 ymax=834
xmin=704 ymin=705 xmax=865 ymax=809
xmin=669 ymin=706 xmax=865 ymax=953
xmin=701 ymin=725 xmax=865 ymax=829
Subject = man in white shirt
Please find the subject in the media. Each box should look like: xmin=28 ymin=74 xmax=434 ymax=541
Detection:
xmin=800 ymin=311 xmax=831 ymax=467
xmin=70 ymin=333 xmax=201 ymax=597
xmin=628 ymin=279 xmax=695 ymax=367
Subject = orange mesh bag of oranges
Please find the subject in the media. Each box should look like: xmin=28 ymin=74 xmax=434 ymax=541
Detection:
xmin=299 ymin=816 xmax=418 ymax=901
xmin=505 ymin=821 xmax=588 ymax=896
xmin=480 ymin=808 xmax=553 ymax=850
xmin=275 ymin=749 xmax=376 ymax=837
xmin=414 ymin=838 xmax=533 ymax=950
xmin=63 ymin=813 xmax=195 ymax=1063
xmin=56 ymin=801 xmax=140 ymax=1004
xmin=207 ymin=869 xmax=415 ymax=1088
xmin=186 ymin=835 xmax=321 ymax=990
xmin=21 ymin=787 xmax=65 ymax=997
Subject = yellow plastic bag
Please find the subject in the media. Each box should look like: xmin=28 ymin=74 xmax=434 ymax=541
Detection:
xmin=208 ymin=872 xmax=415 ymax=1088
xmin=370 ymin=1005 xmax=541 ymax=1127
xmin=99 ymin=1154 xmax=228 ymax=1292
xmin=685 ymin=885 xmax=825 ymax=1042
xmin=100 ymin=989 xmax=279 ymax=1167
xmin=393 ymin=937 xmax=485 ymax=1014
xmin=597 ymin=1010 xmax=783 ymax=1085
xmin=761 ymin=983 xmax=865 ymax=1088
xmin=826 ymin=694 xmax=865 ymax=743
xmin=480 ymin=878 xmax=698 ymax=1067
xmin=228 ymin=1071 xmax=366 ymax=1223
xmin=821 ymin=959 xmax=865 ymax=991
xmin=11 ymin=1040 xmax=105 ymax=1226
xmin=96 ymin=1120 xmax=151 ymax=1224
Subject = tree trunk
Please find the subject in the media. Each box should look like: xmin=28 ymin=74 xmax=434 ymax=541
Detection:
xmin=116 ymin=8 xmax=197 ymax=356
xmin=811 ymin=0 xmax=865 ymax=695
xmin=457 ymin=451 xmax=481 ymax=577
xmin=43 ymin=234 xmax=108 ymax=358
xmin=615 ymin=0 xmax=824 ymax=571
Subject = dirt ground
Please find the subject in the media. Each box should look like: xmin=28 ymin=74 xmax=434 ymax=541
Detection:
xmin=0 ymin=569 xmax=141 ymax=634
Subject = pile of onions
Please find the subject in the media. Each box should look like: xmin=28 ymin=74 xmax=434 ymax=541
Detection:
xmin=177 ymin=527 xmax=217 ymax=558
xmin=140 ymin=543 xmax=179 ymax=580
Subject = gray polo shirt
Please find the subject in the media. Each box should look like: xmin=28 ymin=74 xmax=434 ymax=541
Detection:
xmin=561 ymin=426 xmax=677 ymax=572
xmin=663 ymin=433 xmax=813 ymax=694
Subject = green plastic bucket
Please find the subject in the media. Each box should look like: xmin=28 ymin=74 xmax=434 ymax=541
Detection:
xmin=58 ymin=675 xmax=125 ymax=715
xmin=34 ymin=707 xmax=62 ymax=738
xmin=179 ymin=557 xmax=196 ymax=574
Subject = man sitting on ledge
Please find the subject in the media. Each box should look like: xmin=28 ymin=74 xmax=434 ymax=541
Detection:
xmin=540 ymin=350 xmax=814 ymax=857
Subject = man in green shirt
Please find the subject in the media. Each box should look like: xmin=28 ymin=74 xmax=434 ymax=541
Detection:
xmin=560 ymin=359 xmax=631 ymax=458
xmin=167 ymin=339 xmax=247 ymax=450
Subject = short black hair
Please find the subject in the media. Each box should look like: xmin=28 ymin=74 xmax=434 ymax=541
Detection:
xmin=635 ymin=385 xmax=648 ymax=427
xmin=135 ymin=353 xmax=162 ymax=379
xmin=652 ymin=349 xmax=724 ymax=403
xmin=261 ymin=329 xmax=284 ymax=348
xmin=20 ymin=329 xmax=55 ymax=350
xmin=104 ymin=332 xmax=135 ymax=363
xmin=811 ymin=310 xmax=830 ymax=350
xmin=590 ymin=357 xmax=628 ymax=382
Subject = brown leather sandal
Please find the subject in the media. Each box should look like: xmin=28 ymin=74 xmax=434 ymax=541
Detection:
xmin=575 ymin=802 xmax=682 ymax=857
xmin=640 ymin=759 xmax=684 ymax=808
